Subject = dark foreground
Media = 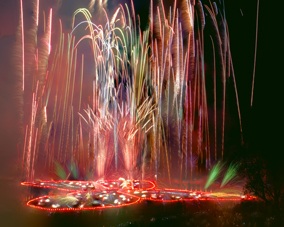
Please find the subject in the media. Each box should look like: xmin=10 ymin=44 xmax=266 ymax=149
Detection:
xmin=8 ymin=200 xmax=284 ymax=227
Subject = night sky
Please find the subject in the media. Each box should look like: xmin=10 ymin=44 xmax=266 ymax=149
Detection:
xmin=0 ymin=0 xmax=283 ymax=225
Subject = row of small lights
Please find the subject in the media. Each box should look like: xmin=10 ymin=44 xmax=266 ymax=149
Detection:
xmin=26 ymin=195 xmax=141 ymax=212
xmin=22 ymin=180 xmax=156 ymax=191
xmin=22 ymin=180 xmax=256 ymax=211
xmin=26 ymin=193 xmax=254 ymax=212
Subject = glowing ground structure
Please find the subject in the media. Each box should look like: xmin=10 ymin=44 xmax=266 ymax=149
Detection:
xmin=21 ymin=179 xmax=256 ymax=211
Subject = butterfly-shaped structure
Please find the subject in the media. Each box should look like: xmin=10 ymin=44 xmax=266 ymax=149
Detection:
xmin=21 ymin=179 xmax=256 ymax=211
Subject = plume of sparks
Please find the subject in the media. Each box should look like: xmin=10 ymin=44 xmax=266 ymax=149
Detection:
xmin=204 ymin=161 xmax=224 ymax=190
xmin=221 ymin=163 xmax=239 ymax=188
xmin=19 ymin=0 xmax=245 ymax=183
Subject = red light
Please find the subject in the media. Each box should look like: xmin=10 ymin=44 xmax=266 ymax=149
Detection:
xmin=26 ymin=194 xmax=141 ymax=211
xmin=21 ymin=180 xmax=256 ymax=211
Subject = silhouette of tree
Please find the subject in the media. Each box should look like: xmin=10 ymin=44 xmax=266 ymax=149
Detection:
xmin=240 ymin=144 xmax=284 ymax=223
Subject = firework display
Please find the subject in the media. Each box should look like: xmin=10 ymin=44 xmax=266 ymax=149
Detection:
xmin=17 ymin=0 xmax=248 ymax=211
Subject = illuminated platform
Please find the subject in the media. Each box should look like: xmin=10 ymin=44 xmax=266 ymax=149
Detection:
xmin=21 ymin=180 xmax=256 ymax=211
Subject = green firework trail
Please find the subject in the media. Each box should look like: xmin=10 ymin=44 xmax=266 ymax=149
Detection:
xmin=204 ymin=162 xmax=224 ymax=189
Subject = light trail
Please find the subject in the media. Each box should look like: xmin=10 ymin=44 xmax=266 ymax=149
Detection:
xmin=251 ymin=0 xmax=259 ymax=107
xmin=48 ymin=8 xmax=52 ymax=55
xmin=20 ymin=0 xmax=24 ymax=91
